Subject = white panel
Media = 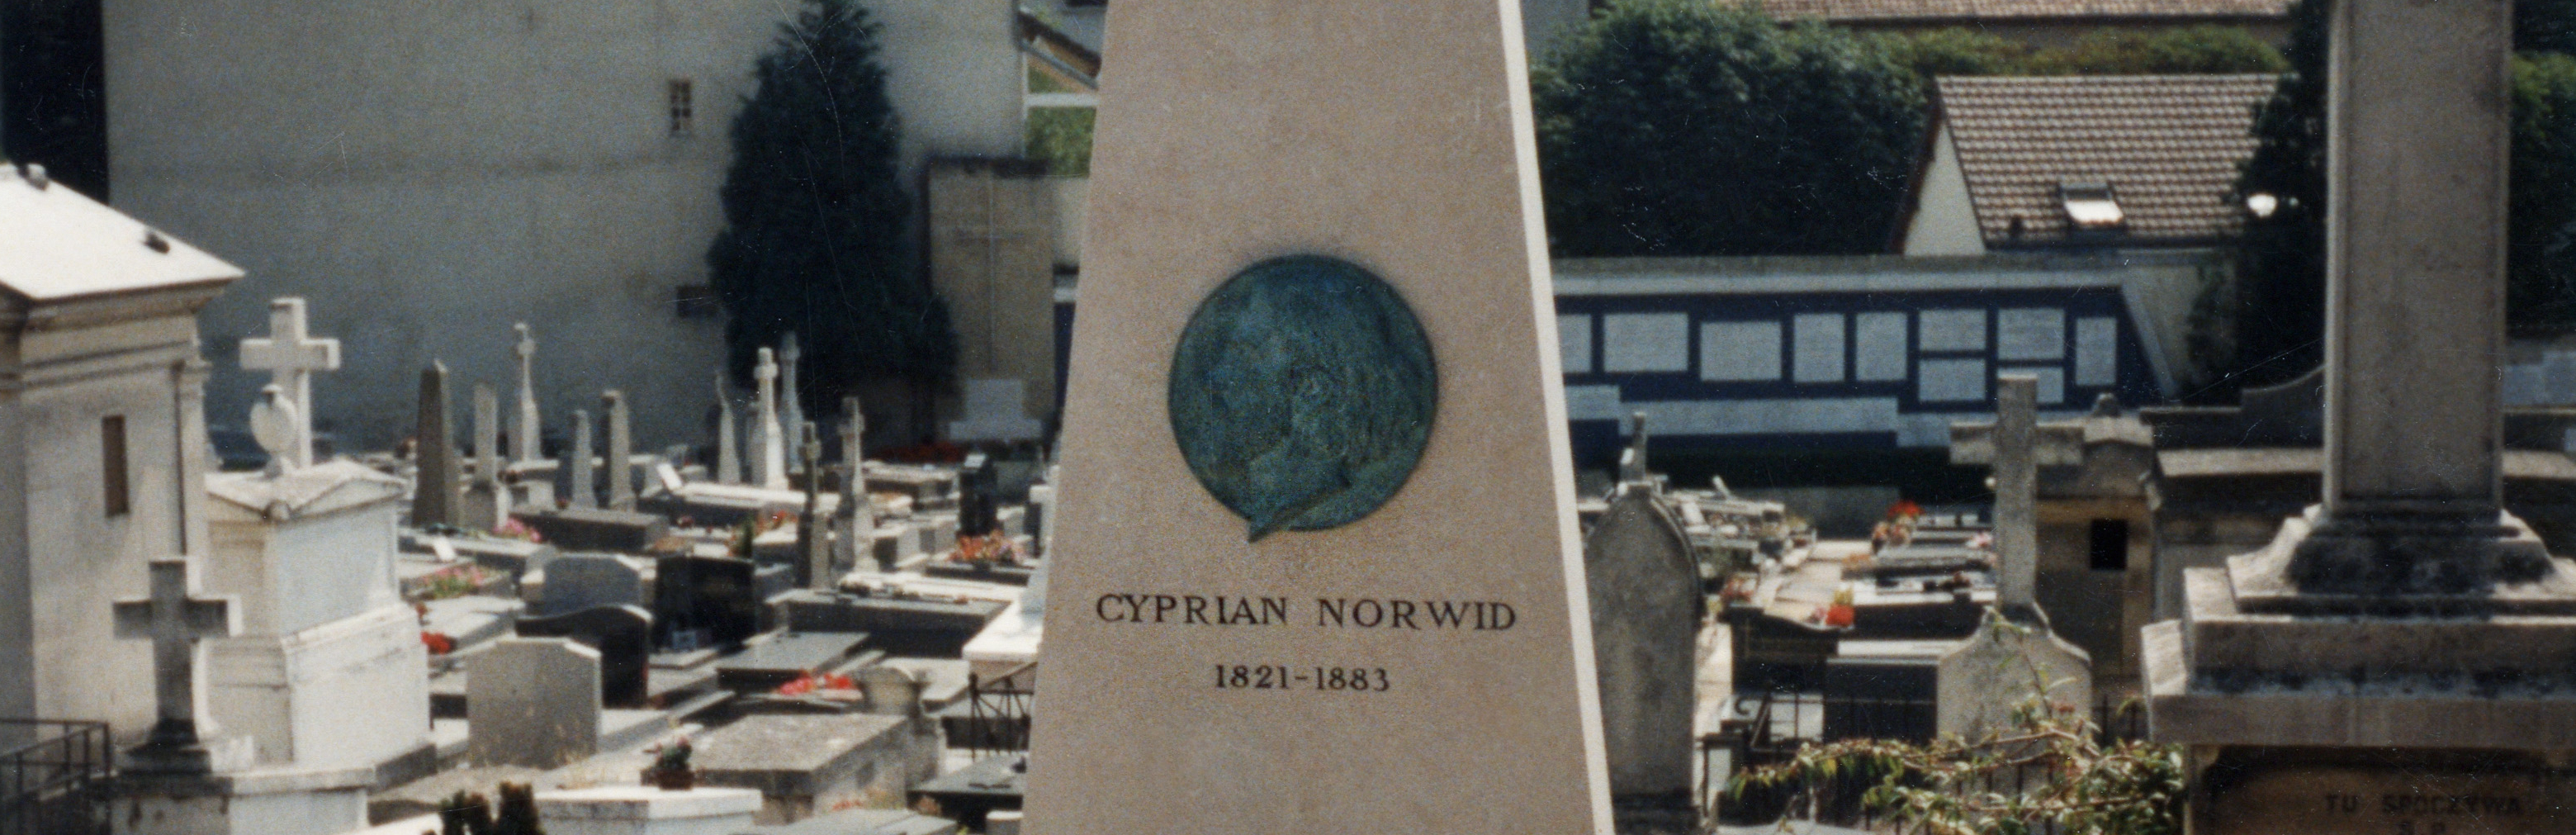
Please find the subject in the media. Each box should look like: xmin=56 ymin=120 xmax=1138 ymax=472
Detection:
xmin=1558 ymin=314 xmax=1594 ymax=374
xmin=1625 ymin=397 xmax=1901 ymax=436
xmin=1918 ymin=309 xmax=1986 ymax=352
xmin=1996 ymin=307 xmax=2066 ymax=360
xmin=1561 ymin=384 xmax=1626 ymax=421
xmin=2073 ymin=317 xmax=2118 ymax=386
xmin=1602 ymin=313 xmax=1689 ymax=372
xmin=1792 ymin=314 xmax=1846 ymax=383
xmin=1917 ymin=358 xmax=1986 ymax=402
xmin=1698 ymin=321 xmax=1782 ymax=382
xmin=2001 ymin=366 xmax=2066 ymax=406
xmin=1854 ymin=312 xmax=1909 ymax=382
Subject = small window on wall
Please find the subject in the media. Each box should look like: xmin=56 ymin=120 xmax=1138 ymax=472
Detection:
xmin=668 ymin=79 xmax=694 ymax=135
xmin=102 ymin=415 xmax=130 ymax=517
xmin=2088 ymin=519 xmax=2129 ymax=571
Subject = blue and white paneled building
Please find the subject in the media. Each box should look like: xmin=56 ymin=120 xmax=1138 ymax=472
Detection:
xmin=1554 ymin=253 xmax=2213 ymax=460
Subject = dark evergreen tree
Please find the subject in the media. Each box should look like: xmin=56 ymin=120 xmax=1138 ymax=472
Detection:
xmin=2214 ymin=0 xmax=2576 ymax=400
xmin=708 ymin=0 xmax=954 ymax=418
xmin=1534 ymin=0 xmax=1927 ymax=257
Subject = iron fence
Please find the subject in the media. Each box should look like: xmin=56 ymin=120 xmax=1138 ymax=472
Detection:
xmin=0 ymin=719 xmax=112 ymax=835
xmin=959 ymin=662 xmax=1035 ymax=759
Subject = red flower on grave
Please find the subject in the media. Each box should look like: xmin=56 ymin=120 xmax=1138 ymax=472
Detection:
xmin=422 ymin=632 xmax=456 ymax=655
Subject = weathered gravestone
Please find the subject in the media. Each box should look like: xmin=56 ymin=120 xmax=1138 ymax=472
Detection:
xmin=468 ymin=637 xmax=602 ymax=768
xmin=2143 ymin=1 xmax=2576 ymax=831
xmin=1936 ymin=375 xmax=2091 ymax=740
xmin=567 ymin=408 xmax=597 ymax=508
xmin=537 ymin=554 xmax=646 ymax=617
xmin=655 ymin=555 xmax=764 ymax=652
xmin=414 ymin=361 xmax=461 ymax=528
xmin=957 ymin=453 xmax=998 ymax=539
xmin=518 ymin=506 xmax=670 ymax=553
xmin=516 ymin=604 xmax=653 ymax=709
xmin=692 ymin=713 xmax=938 ymax=824
xmin=1583 ymin=482 xmax=1701 ymax=834
xmin=1025 ymin=0 xmax=1613 ymax=830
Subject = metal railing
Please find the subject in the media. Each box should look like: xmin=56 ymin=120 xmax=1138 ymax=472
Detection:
xmin=0 ymin=720 xmax=112 ymax=835
xmin=960 ymin=662 xmax=1035 ymax=759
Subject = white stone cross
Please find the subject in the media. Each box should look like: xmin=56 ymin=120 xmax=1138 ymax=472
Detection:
xmin=716 ymin=369 xmax=741 ymax=485
xmin=112 ymin=559 xmax=238 ymax=766
xmin=238 ymin=297 xmax=340 ymax=468
xmin=780 ymin=332 xmax=806 ymax=456
xmin=753 ymin=348 xmax=787 ymax=490
xmin=1993 ymin=374 xmax=2039 ymax=611
xmin=514 ymin=323 xmax=542 ymax=464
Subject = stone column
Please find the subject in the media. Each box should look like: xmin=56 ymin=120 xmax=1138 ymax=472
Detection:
xmin=1994 ymin=374 xmax=2038 ymax=612
xmin=473 ymin=385 xmax=500 ymax=492
xmin=752 ymin=349 xmax=786 ymax=490
xmin=780 ymin=333 xmax=805 ymax=458
xmin=514 ymin=323 xmax=542 ymax=464
xmin=715 ymin=370 xmax=741 ymax=486
xmin=798 ymin=422 xmax=829 ymax=589
xmin=171 ymin=353 xmax=213 ymax=558
xmin=836 ymin=397 xmax=874 ymax=571
xmin=604 ymin=391 xmax=634 ymax=510
xmin=413 ymin=362 xmax=458 ymax=528
xmin=568 ymin=410 xmax=596 ymax=509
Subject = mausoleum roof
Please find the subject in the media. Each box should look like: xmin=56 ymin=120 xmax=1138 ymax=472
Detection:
xmin=207 ymin=459 xmax=406 ymax=518
xmin=0 ymin=164 xmax=241 ymax=303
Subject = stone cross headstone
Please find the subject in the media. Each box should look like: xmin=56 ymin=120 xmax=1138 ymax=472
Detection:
xmin=716 ymin=370 xmax=742 ymax=486
xmin=1581 ymin=485 xmax=1700 ymax=829
xmin=111 ymin=559 xmax=239 ymax=774
xmin=798 ymin=421 xmax=831 ymax=588
xmin=568 ymin=409 xmax=596 ymax=508
xmin=2143 ymin=2 xmax=2576 ymax=832
xmin=237 ymin=297 xmax=340 ymax=468
xmin=604 ymin=390 xmax=635 ymax=510
xmin=836 ymin=396 xmax=875 ymax=570
xmin=1993 ymin=373 xmax=2038 ymax=613
xmin=467 ymin=638 xmax=602 ymax=769
xmin=513 ymin=323 xmax=542 ymax=464
xmin=414 ymin=362 xmax=460 ymax=529
xmin=780 ymin=332 xmax=806 ymax=458
xmin=1027 ymin=1 xmax=1612 ymax=829
xmin=470 ymin=383 xmax=508 ymax=529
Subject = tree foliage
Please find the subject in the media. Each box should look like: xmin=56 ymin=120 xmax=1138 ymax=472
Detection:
xmin=1026 ymin=107 xmax=1096 ymax=177
xmin=708 ymin=0 xmax=955 ymax=410
xmin=2208 ymin=0 xmax=2576 ymax=398
xmin=1535 ymin=0 xmax=1928 ymax=257
xmin=1876 ymin=25 xmax=2285 ymax=80
xmin=1732 ymin=619 xmax=2187 ymax=835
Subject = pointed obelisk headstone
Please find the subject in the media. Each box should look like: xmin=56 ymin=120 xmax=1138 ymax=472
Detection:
xmin=413 ymin=362 xmax=459 ymax=528
xmin=780 ymin=333 xmax=806 ymax=459
xmin=715 ymin=371 xmax=742 ymax=486
xmin=751 ymin=348 xmax=788 ymax=490
xmin=568 ymin=410 xmax=597 ymax=509
xmin=1993 ymin=373 xmax=2038 ymax=613
xmin=604 ymin=391 xmax=635 ymax=510
xmin=1026 ymin=0 xmax=1612 ymax=831
xmin=513 ymin=323 xmax=542 ymax=464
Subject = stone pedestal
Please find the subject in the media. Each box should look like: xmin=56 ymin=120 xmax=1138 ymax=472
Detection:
xmin=534 ymin=786 xmax=762 ymax=835
xmin=113 ymin=765 xmax=373 ymax=835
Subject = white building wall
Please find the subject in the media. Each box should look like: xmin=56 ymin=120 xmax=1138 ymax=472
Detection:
xmin=104 ymin=0 xmax=1028 ymax=452
xmin=1902 ymin=126 xmax=1987 ymax=257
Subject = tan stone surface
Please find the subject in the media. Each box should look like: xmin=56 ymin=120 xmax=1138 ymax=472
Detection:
xmin=1023 ymin=0 xmax=1610 ymax=831
xmin=2206 ymin=763 xmax=2576 ymax=834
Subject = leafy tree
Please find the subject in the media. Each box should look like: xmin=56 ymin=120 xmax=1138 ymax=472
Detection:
xmin=1874 ymin=27 xmax=2033 ymax=78
xmin=1026 ymin=107 xmax=1096 ymax=177
xmin=2026 ymin=26 xmax=2288 ymax=74
xmin=1536 ymin=0 xmax=1927 ymax=257
xmin=708 ymin=0 xmax=956 ymax=416
xmin=1732 ymin=618 xmax=2187 ymax=834
xmin=2211 ymin=0 xmax=2576 ymax=398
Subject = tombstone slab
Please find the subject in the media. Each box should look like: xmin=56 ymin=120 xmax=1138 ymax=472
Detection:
xmin=655 ymin=555 xmax=765 ymax=652
xmin=535 ymin=785 xmax=761 ymax=835
xmin=692 ymin=713 xmax=937 ymax=825
xmin=1026 ymin=0 xmax=1612 ymax=830
xmin=467 ymin=638 xmax=602 ymax=768
xmin=515 ymin=604 xmax=654 ymax=709
xmin=1582 ymin=484 xmax=1700 ymax=819
xmin=516 ymin=506 xmax=670 ymax=553
xmin=536 ymin=554 xmax=647 ymax=617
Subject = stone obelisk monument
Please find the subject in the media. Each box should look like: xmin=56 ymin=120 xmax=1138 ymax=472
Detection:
xmin=1025 ymin=0 xmax=1612 ymax=832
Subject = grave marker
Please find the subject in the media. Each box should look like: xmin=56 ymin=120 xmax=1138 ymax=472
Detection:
xmin=471 ymin=383 xmax=506 ymax=529
xmin=754 ymin=348 xmax=788 ymax=490
xmin=538 ymin=554 xmax=646 ymax=616
xmin=515 ymin=604 xmax=653 ymax=709
xmin=717 ymin=370 xmax=742 ymax=486
xmin=514 ymin=322 xmax=542 ymax=464
xmin=111 ymin=559 xmax=239 ymax=773
xmin=569 ymin=409 xmax=597 ymax=508
xmin=1027 ymin=0 xmax=1612 ymax=830
xmin=467 ymin=638 xmax=601 ymax=768
xmin=655 ymin=556 xmax=763 ymax=652
xmin=605 ymin=390 xmax=636 ymax=510
xmin=414 ymin=362 xmax=460 ymax=528
xmin=1582 ymin=484 xmax=1699 ymax=828
xmin=237 ymin=297 xmax=340 ymax=468
xmin=1993 ymin=374 xmax=2038 ymax=612
xmin=782 ymin=331 xmax=807 ymax=456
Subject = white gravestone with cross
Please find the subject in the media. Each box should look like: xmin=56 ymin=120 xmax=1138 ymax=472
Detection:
xmin=237 ymin=297 xmax=340 ymax=468
xmin=781 ymin=332 xmax=806 ymax=458
xmin=716 ymin=369 xmax=742 ymax=486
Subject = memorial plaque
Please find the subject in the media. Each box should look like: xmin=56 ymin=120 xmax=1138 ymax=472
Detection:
xmin=2207 ymin=765 xmax=2576 ymax=834
xmin=1026 ymin=0 xmax=1613 ymax=831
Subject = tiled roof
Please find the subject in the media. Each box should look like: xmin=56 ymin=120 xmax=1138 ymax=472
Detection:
xmin=1934 ymin=74 xmax=2277 ymax=245
xmin=1762 ymin=0 xmax=2291 ymax=22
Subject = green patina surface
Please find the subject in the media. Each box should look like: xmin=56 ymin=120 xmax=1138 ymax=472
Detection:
xmin=1168 ymin=255 xmax=1438 ymax=542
